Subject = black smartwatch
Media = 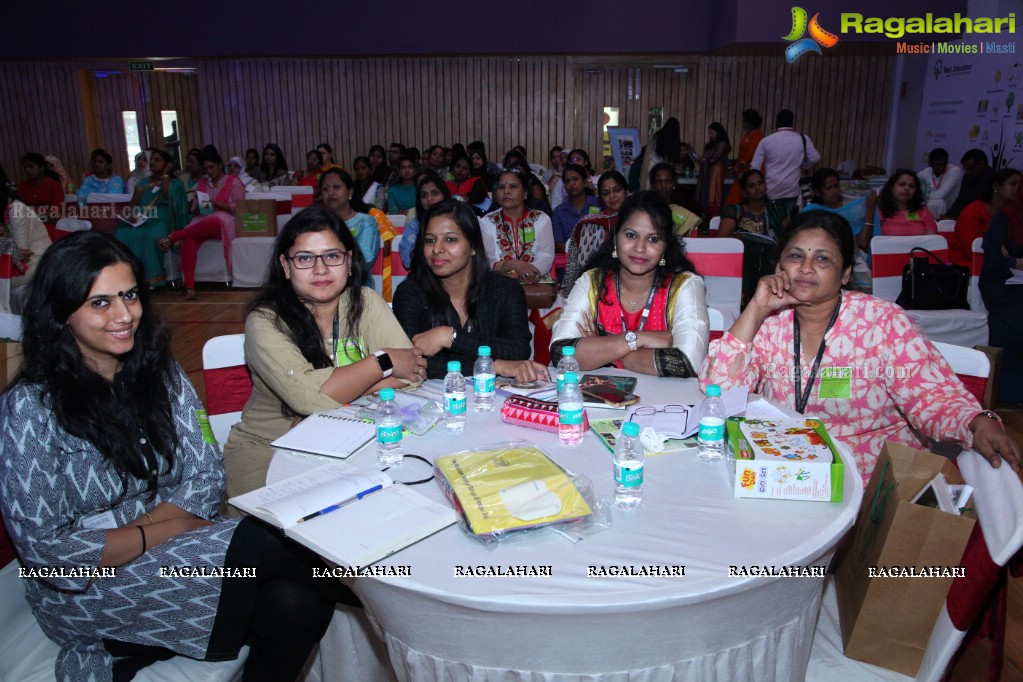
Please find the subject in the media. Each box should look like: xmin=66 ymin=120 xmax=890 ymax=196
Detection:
xmin=373 ymin=350 xmax=393 ymax=378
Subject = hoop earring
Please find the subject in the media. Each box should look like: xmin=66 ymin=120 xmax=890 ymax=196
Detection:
xmin=612 ymin=248 xmax=618 ymax=259
xmin=659 ymin=257 xmax=666 ymax=266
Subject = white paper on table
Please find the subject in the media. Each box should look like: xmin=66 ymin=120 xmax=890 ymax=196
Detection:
xmin=1006 ymin=268 xmax=1023 ymax=285
xmin=626 ymin=387 xmax=749 ymax=439
xmin=743 ymin=397 xmax=791 ymax=420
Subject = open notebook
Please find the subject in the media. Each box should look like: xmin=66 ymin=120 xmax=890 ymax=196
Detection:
xmin=270 ymin=409 xmax=376 ymax=459
xmin=229 ymin=460 xmax=456 ymax=568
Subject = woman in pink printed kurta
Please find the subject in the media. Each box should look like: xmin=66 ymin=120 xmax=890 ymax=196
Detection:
xmin=701 ymin=210 xmax=1019 ymax=483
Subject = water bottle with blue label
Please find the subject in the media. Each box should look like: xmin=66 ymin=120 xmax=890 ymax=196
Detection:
xmin=473 ymin=346 xmax=496 ymax=413
xmin=614 ymin=421 xmax=643 ymax=508
xmin=697 ymin=384 xmax=726 ymax=462
xmin=443 ymin=361 xmax=467 ymax=432
xmin=376 ymin=387 xmax=404 ymax=466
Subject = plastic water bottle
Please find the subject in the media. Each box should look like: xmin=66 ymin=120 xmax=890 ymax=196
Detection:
xmin=558 ymin=371 xmax=585 ymax=447
xmin=614 ymin=421 xmax=644 ymax=508
xmin=443 ymin=361 xmax=467 ymax=433
xmin=556 ymin=345 xmax=580 ymax=392
xmin=376 ymin=387 xmax=404 ymax=466
xmin=697 ymin=384 xmax=726 ymax=462
xmin=473 ymin=346 xmax=496 ymax=413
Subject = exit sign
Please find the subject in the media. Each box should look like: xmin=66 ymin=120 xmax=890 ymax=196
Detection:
xmin=129 ymin=61 xmax=154 ymax=71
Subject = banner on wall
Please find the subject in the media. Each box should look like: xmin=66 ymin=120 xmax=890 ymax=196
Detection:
xmin=608 ymin=127 xmax=641 ymax=176
xmin=916 ymin=48 xmax=1022 ymax=170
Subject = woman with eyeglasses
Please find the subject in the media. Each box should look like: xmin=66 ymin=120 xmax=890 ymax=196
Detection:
xmin=479 ymin=168 xmax=555 ymax=285
xmin=398 ymin=173 xmax=452 ymax=269
xmin=551 ymin=191 xmax=709 ymax=378
xmin=223 ymin=206 xmax=425 ymax=498
xmin=393 ymin=199 xmax=545 ymax=381
xmin=157 ymin=150 xmax=244 ymax=299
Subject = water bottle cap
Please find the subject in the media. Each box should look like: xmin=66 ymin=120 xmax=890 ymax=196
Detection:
xmin=622 ymin=421 xmax=640 ymax=437
xmin=706 ymin=384 xmax=722 ymax=397
xmin=379 ymin=387 xmax=395 ymax=400
xmin=478 ymin=346 xmax=492 ymax=356
xmin=447 ymin=361 xmax=461 ymax=372
xmin=563 ymin=371 xmax=579 ymax=383
xmin=562 ymin=346 xmax=575 ymax=356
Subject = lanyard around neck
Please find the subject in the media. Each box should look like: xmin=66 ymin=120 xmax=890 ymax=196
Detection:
xmin=615 ymin=273 xmax=658 ymax=333
xmin=331 ymin=311 xmax=339 ymax=367
xmin=792 ymin=293 xmax=842 ymax=414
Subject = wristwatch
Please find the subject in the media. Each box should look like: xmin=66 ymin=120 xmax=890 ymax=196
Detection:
xmin=975 ymin=410 xmax=1002 ymax=426
xmin=373 ymin=350 xmax=394 ymax=378
xmin=625 ymin=331 xmax=638 ymax=352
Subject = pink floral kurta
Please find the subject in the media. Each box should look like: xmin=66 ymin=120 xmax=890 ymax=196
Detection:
xmin=700 ymin=290 xmax=982 ymax=482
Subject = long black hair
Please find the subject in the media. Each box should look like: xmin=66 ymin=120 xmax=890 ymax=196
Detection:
xmin=409 ymin=199 xmax=491 ymax=329
xmin=652 ymin=118 xmax=682 ymax=164
xmin=10 ymin=231 xmax=178 ymax=497
xmin=248 ymin=205 xmax=366 ymax=370
xmin=260 ymin=143 xmax=289 ymax=178
xmin=705 ymin=123 xmax=731 ymax=152
xmin=878 ymin=168 xmax=925 ymax=217
xmin=584 ymin=191 xmax=697 ymax=305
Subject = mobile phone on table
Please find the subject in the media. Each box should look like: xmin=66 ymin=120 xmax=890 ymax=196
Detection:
xmin=581 ymin=384 xmax=640 ymax=407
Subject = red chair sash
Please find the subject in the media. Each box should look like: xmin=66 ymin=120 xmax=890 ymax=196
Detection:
xmin=203 ymin=365 xmax=253 ymax=415
xmin=687 ymin=253 xmax=742 ymax=278
xmin=957 ymin=373 xmax=987 ymax=404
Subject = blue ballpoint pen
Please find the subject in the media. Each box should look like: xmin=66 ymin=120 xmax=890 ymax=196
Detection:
xmin=297 ymin=484 xmax=383 ymax=523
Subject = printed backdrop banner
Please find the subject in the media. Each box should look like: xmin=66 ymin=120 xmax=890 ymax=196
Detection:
xmin=915 ymin=46 xmax=1022 ymax=170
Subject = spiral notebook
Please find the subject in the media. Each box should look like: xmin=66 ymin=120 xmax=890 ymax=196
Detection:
xmin=270 ymin=409 xmax=376 ymax=459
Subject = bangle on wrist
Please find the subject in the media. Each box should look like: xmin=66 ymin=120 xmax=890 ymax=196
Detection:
xmin=144 ymin=512 xmax=154 ymax=525
xmin=138 ymin=526 xmax=147 ymax=554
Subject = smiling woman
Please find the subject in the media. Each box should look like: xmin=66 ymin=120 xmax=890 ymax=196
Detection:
xmin=223 ymin=206 xmax=425 ymax=498
xmin=0 ymin=231 xmax=362 ymax=680
xmin=392 ymin=200 xmax=541 ymax=381
xmin=551 ymin=191 xmax=709 ymax=377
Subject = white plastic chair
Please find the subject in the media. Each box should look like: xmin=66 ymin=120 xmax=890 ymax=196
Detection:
xmin=201 ymin=334 xmax=249 ymax=448
xmin=937 ymin=219 xmax=956 ymax=234
xmin=869 ymin=235 xmax=987 ymax=348
xmin=969 ymin=237 xmax=986 ymax=312
xmin=682 ymin=237 xmax=743 ymax=326
xmin=708 ymin=215 xmax=721 ymax=234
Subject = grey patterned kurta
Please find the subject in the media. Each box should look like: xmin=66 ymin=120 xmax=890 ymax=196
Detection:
xmin=0 ymin=366 xmax=240 ymax=681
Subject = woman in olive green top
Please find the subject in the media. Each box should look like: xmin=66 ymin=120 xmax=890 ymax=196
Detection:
xmin=224 ymin=206 xmax=426 ymax=498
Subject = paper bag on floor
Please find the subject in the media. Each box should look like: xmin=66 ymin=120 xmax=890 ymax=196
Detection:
xmin=833 ymin=441 xmax=975 ymax=676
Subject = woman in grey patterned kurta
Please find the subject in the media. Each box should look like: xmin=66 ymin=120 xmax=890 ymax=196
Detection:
xmin=0 ymin=232 xmax=357 ymax=681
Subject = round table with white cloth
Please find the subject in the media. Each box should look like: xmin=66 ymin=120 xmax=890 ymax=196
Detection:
xmin=269 ymin=369 xmax=864 ymax=682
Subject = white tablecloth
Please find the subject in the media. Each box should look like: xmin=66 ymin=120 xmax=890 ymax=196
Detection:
xmin=271 ymin=370 xmax=864 ymax=681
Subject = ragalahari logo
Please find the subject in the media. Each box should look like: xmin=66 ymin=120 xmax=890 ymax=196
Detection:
xmin=783 ymin=7 xmax=840 ymax=62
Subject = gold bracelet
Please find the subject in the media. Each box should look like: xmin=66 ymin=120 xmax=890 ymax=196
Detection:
xmin=144 ymin=512 xmax=155 ymax=525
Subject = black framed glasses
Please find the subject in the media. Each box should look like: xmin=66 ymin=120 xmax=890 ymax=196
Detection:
xmin=286 ymin=251 xmax=349 ymax=269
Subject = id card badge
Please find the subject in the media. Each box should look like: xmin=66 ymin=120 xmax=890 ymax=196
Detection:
xmin=335 ymin=337 xmax=366 ymax=367
xmin=81 ymin=510 xmax=118 ymax=530
xmin=818 ymin=366 xmax=852 ymax=399
xmin=521 ymin=224 xmax=535 ymax=244
xmin=195 ymin=409 xmax=217 ymax=445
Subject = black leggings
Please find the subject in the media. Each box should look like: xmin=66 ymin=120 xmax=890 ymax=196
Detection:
xmin=105 ymin=517 xmax=361 ymax=682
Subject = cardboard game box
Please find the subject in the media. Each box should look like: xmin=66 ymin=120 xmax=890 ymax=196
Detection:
xmin=725 ymin=416 xmax=844 ymax=502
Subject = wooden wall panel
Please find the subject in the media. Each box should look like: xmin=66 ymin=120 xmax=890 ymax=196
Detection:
xmin=2 ymin=54 xmax=894 ymax=196
xmin=0 ymin=63 xmax=89 ymax=186
xmin=198 ymin=57 xmax=575 ymax=173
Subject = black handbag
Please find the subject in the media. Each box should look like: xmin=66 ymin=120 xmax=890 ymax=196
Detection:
xmin=895 ymin=247 xmax=970 ymax=310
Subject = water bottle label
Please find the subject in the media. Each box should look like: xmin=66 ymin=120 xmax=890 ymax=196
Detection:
xmin=559 ymin=407 xmax=583 ymax=425
xmin=444 ymin=394 xmax=467 ymax=415
xmin=698 ymin=420 xmax=725 ymax=441
xmin=377 ymin=424 xmax=402 ymax=444
xmin=615 ymin=462 xmax=644 ymax=487
xmin=473 ymin=373 xmax=495 ymax=396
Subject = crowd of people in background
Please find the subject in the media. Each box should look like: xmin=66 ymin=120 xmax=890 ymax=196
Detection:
xmin=2 ymin=107 xmax=1020 ymax=401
